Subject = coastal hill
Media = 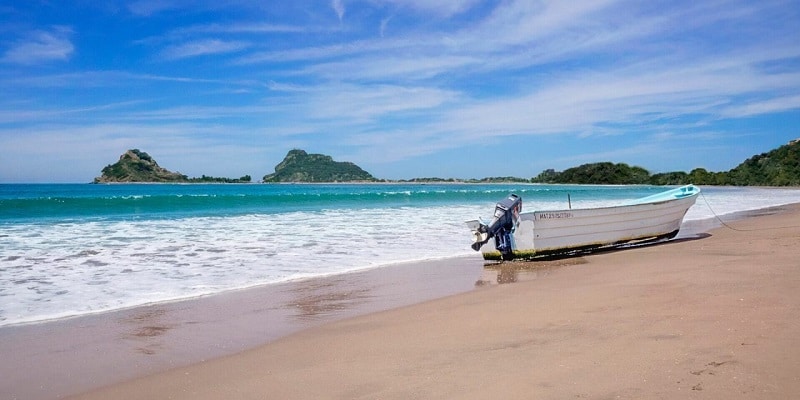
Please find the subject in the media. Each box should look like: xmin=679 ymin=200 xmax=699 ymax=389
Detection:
xmin=93 ymin=148 xmax=372 ymax=183
xmin=94 ymin=149 xmax=252 ymax=183
xmin=94 ymin=149 xmax=187 ymax=183
xmin=94 ymin=140 xmax=800 ymax=185
xmin=532 ymin=139 xmax=800 ymax=186
xmin=725 ymin=139 xmax=800 ymax=186
xmin=262 ymin=149 xmax=376 ymax=183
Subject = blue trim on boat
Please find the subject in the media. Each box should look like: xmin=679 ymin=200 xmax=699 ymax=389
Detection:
xmin=626 ymin=185 xmax=700 ymax=205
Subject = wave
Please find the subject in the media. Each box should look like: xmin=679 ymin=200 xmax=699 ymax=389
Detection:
xmin=3 ymin=184 xmax=800 ymax=326
xmin=0 ymin=183 xmax=668 ymax=222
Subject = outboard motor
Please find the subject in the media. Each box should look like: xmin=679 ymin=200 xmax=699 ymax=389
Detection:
xmin=471 ymin=194 xmax=522 ymax=260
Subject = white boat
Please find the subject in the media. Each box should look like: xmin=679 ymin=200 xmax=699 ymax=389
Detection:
xmin=467 ymin=185 xmax=700 ymax=260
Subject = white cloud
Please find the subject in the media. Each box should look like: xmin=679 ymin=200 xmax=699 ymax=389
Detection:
xmin=0 ymin=122 xmax=274 ymax=182
xmin=2 ymin=27 xmax=74 ymax=64
xmin=427 ymin=54 xmax=799 ymax=143
xmin=0 ymin=100 xmax=148 ymax=124
xmin=138 ymin=23 xmax=307 ymax=45
xmin=721 ymin=94 xmax=800 ymax=118
xmin=3 ymin=0 xmax=799 ymax=181
xmin=161 ymin=39 xmax=250 ymax=60
xmin=332 ymin=0 xmax=345 ymax=21
xmin=189 ymin=23 xmax=308 ymax=34
xmin=127 ymin=0 xmax=180 ymax=16
xmin=379 ymin=0 xmax=482 ymax=17
xmin=300 ymin=54 xmax=480 ymax=81
xmin=234 ymin=38 xmax=415 ymax=64
xmin=2 ymin=70 xmax=242 ymax=88
xmin=379 ymin=16 xmax=393 ymax=37
xmin=303 ymin=83 xmax=460 ymax=121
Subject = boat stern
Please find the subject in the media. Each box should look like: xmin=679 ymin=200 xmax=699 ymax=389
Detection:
xmin=466 ymin=194 xmax=522 ymax=259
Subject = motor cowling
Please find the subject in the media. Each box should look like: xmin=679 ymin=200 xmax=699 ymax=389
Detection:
xmin=471 ymin=194 xmax=521 ymax=259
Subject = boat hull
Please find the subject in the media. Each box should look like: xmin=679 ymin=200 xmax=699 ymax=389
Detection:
xmin=472 ymin=187 xmax=699 ymax=260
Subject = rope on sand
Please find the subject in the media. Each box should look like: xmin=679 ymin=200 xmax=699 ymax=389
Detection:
xmin=700 ymin=191 xmax=800 ymax=232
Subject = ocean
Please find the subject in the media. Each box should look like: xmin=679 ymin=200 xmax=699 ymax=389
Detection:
xmin=2 ymin=183 xmax=800 ymax=327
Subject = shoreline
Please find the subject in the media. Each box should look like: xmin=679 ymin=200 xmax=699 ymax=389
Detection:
xmin=70 ymin=202 xmax=800 ymax=399
xmin=0 ymin=253 xmax=478 ymax=330
xmin=0 ymin=256 xmax=485 ymax=400
xmin=3 ymin=204 xmax=799 ymax=399
xmin=0 ymin=195 xmax=785 ymax=330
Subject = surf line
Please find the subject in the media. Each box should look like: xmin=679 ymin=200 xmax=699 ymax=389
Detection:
xmin=700 ymin=191 xmax=800 ymax=232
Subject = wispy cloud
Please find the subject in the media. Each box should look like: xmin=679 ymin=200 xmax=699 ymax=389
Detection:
xmin=721 ymin=94 xmax=800 ymax=117
xmin=127 ymin=0 xmax=180 ymax=16
xmin=299 ymin=54 xmax=480 ymax=81
xmin=301 ymin=83 xmax=460 ymax=122
xmin=379 ymin=16 xmax=393 ymax=37
xmin=3 ymin=0 xmax=799 ymax=181
xmin=234 ymin=38 xmax=415 ymax=64
xmin=1 ymin=27 xmax=73 ymax=65
xmin=160 ymin=39 xmax=250 ymax=60
xmin=381 ymin=0 xmax=482 ymax=17
xmin=427 ymin=51 xmax=800 ymax=142
xmin=186 ymin=22 xmax=309 ymax=34
xmin=253 ymin=1 xmax=799 ymax=129
xmin=0 ymin=100 xmax=149 ymax=124
xmin=332 ymin=0 xmax=345 ymax=21
xmin=0 ymin=122 xmax=275 ymax=182
xmin=1 ymin=70 xmax=251 ymax=88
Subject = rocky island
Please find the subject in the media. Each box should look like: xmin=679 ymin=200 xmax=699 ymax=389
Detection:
xmin=94 ymin=149 xmax=374 ymax=183
xmin=94 ymin=149 xmax=187 ymax=183
xmin=262 ymin=149 xmax=376 ymax=183
xmin=94 ymin=149 xmax=251 ymax=183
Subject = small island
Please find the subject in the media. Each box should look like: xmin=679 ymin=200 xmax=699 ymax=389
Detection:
xmin=94 ymin=149 xmax=251 ymax=183
xmin=93 ymin=148 xmax=374 ymax=184
xmin=262 ymin=149 xmax=376 ymax=183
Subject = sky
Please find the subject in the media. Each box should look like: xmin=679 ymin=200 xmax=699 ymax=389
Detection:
xmin=1 ymin=0 xmax=799 ymax=183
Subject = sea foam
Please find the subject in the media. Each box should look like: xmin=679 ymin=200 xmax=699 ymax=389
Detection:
xmin=2 ymin=184 xmax=800 ymax=326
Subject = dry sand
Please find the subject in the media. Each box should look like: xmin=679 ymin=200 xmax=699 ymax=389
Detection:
xmin=63 ymin=204 xmax=800 ymax=400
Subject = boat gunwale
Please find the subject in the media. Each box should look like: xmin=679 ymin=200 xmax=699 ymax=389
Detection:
xmin=524 ymin=188 xmax=700 ymax=217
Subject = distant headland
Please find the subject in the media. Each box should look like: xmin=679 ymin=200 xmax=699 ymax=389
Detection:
xmin=94 ymin=140 xmax=800 ymax=186
xmin=262 ymin=149 xmax=376 ymax=183
xmin=93 ymin=149 xmax=251 ymax=183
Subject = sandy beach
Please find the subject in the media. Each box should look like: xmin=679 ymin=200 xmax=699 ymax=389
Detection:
xmin=4 ymin=204 xmax=800 ymax=399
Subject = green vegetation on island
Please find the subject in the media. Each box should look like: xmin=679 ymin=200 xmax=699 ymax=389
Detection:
xmin=532 ymin=139 xmax=800 ymax=186
xmin=94 ymin=149 xmax=251 ymax=183
xmin=262 ymin=149 xmax=377 ymax=183
xmin=187 ymin=175 xmax=252 ymax=183
xmin=395 ymin=177 xmax=532 ymax=183
xmin=532 ymin=163 xmax=650 ymax=185
xmin=94 ymin=149 xmax=187 ymax=183
xmin=95 ymin=139 xmax=800 ymax=186
xmin=466 ymin=176 xmax=533 ymax=183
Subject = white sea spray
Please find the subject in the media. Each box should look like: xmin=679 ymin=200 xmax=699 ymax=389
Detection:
xmin=2 ymin=185 xmax=800 ymax=326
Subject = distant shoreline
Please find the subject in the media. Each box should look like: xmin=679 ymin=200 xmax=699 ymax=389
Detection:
xmin=22 ymin=181 xmax=800 ymax=188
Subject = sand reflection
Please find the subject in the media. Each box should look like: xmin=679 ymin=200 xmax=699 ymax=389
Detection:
xmin=285 ymin=278 xmax=373 ymax=320
xmin=119 ymin=307 xmax=173 ymax=355
xmin=479 ymin=257 xmax=588 ymax=285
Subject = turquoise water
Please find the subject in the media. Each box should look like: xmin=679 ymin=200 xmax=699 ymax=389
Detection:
xmin=1 ymin=183 xmax=665 ymax=222
xmin=2 ymin=183 xmax=800 ymax=326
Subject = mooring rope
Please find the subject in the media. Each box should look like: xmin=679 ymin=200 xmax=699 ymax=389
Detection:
xmin=699 ymin=190 xmax=800 ymax=232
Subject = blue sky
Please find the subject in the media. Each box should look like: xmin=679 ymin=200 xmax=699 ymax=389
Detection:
xmin=1 ymin=0 xmax=799 ymax=182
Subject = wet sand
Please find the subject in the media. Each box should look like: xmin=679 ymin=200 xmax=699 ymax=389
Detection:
xmin=0 ymin=258 xmax=483 ymax=399
xmin=6 ymin=205 xmax=800 ymax=399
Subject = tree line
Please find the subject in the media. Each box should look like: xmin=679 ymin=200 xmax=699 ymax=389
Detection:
xmin=532 ymin=140 xmax=800 ymax=186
